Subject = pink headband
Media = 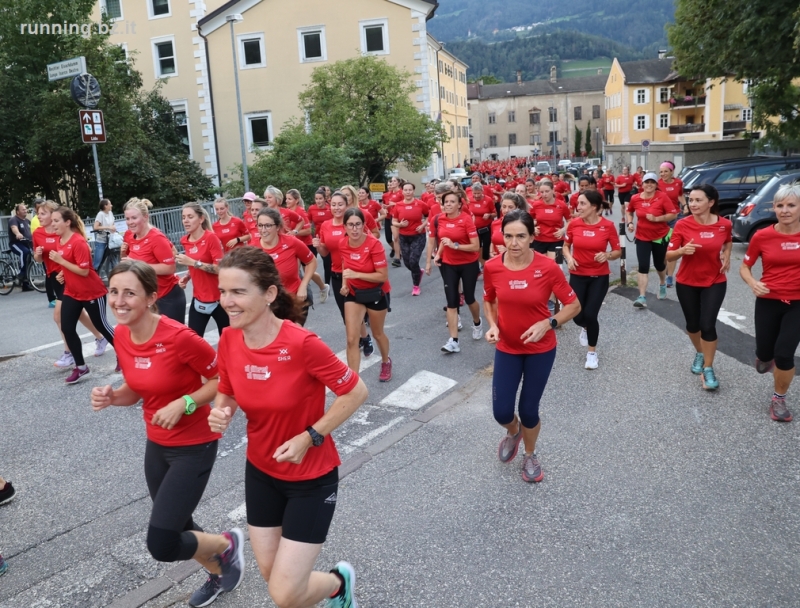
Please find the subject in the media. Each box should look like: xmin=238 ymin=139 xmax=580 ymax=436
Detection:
xmin=660 ymin=161 xmax=675 ymax=170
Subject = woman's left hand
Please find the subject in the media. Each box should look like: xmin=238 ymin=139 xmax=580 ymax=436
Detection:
xmin=521 ymin=320 xmax=550 ymax=344
xmin=555 ymin=228 xmax=566 ymax=239
xmin=48 ymin=250 xmax=64 ymax=264
xmin=720 ymin=255 xmax=731 ymax=274
xmin=594 ymin=252 xmax=608 ymax=263
xmin=340 ymin=285 xmax=349 ymax=296
xmin=175 ymin=253 xmax=194 ymax=267
xmin=296 ymin=284 xmax=308 ymax=300
xmin=273 ymin=432 xmax=313 ymax=464
xmin=342 ymin=269 xmax=356 ymax=280
xmin=151 ymin=398 xmax=185 ymax=430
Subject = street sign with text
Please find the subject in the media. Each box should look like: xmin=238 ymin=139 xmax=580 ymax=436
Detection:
xmin=47 ymin=57 xmax=86 ymax=82
xmin=79 ymin=110 xmax=107 ymax=144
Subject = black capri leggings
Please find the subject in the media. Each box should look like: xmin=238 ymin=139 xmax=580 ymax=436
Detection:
xmin=754 ymin=297 xmax=800 ymax=371
xmin=440 ymin=261 xmax=480 ymax=309
xmin=399 ymin=234 xmax=426 ymax=287
xmin=635 ymin=237 xmax=669 ymax=274
xmin=569 ymin=274 xmax=609 ymax=347
xmin=187 ymin=298 xmax=230 ymax=338
xmin=675 ymin=281 xmax=727 ymax=342
xmin=477 ymin=228 xmax=492 ymax=260
xmin=157 ymin=284 xmax=187 ymax=324
xmin=331 ymin=271 xmax=345 ymax=321
xmin=308 ymin=245 xmax=332 ymax=286
xmin=144 ymin=439 xmax=217 ymax=563
xmin=61 ymin=294 xmax=115 ymax=366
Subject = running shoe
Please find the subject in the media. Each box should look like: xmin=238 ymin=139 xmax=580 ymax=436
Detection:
xmin=48 ymin=300 xmax=56 ymax=308
xmin=325 ymin=561 xmax=358 ymax=608
xmin=497 ymin=424 xmax=523 ymax=463
xmin=471 ymin=320 xmax=483 ymax=340
xmin=361 ymin=335 xmax=374 ymax=358
xmin=666 ymin=275 xmax=674 ymax=288
xmin=441 ymin=338 xmax=460 ymax=353
xmin=0 ymin=481 xmax=16 ymax=506
xmin=320 ymin=284 xmax=330 ymax=304
xmin=579 ymin=327 xmax=588 ymax=347
xmin=585 ymin=352 xmax=598 ymax=370
xmin=691 ymin=352 xmax=704 ymax=375
xmin=412 ymin=286 xmax=421 ymax=296
xmin=769 ymin=397 xmax=793 ymax=422
xmin=521 ymin=453 xmax=544 ymax=483
xmin=658 ymin=284 xmax=667 ymax=300
xmin=389 ymin=249 xmax=395 ymax=258
xmin=216 ymin=528 xmax=245 ymax=593
xmin=633 ymin=295 xmax=647 ymax=308
xmin=702 ymin=367 xmax=719 ymax=390
xmin=755 ymin=358 xmax=775 ymax=374
xmin=391 ymin=258 xmax=401 ymax=268
xmin=189 ymin=573 xmax=223 ymax=607
xmin=445 ymin=315 xmax=463 ymax=330
xmin=379 ymin=358 xmax=392 ymax=382
xmin=94 ymin=337 xmax=109 ymax=357
xmin=54 ymin=351 xmax=75 ymax=368
xmin=0 ymin=555 xmax=6 ymax=576
xmin=65 ymin=366 xmax=90 ymax=384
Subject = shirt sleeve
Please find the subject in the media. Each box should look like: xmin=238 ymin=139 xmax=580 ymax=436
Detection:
xmin=151 ymin=234 xmax=176 ymax=265
xmin=551 ymin=265 xmax=577 ymax=305
xmin=560 ymin=202 xmax=571 ymax=222
xmin=465 ymin=215 xmax=478 ymax=239
xmin=209 ymin=233 xmax=224 ymax=264
xmin=302 ymin=332 xmax=360 ymax=396
xmin=564 ymin=222 xmax=574 ymax=244
xmin=176 ymin=325 xmax=219 ymax=379
xmin=72 ymin=237 xmax=93 ymax=269
xmin=661 ymin=192 xmax=679 ymax=214
xmin=482 ymin=265 xmax=497 ymax=302
xmin=608 ymin=224 xmax=621 ymax=251
xmin=294 ymin=237 xmax=315 ymax=265
xmin=742 ymin=231 xmax=762 ymax=267
xmin=723 ymin=219 xmax=733 ymax=244
xmin=668 ymin=222 xmax=685 ymax=250
xmin=370 ymin=238 xmax=388 ymax=268
xmin=216 ymin=333 xmax=234 ymax=396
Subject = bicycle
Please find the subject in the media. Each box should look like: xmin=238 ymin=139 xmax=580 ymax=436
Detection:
xmin=0 ymin=243 xmax=46 ymax=294
xmin=96 ymin=245 xmax=121 ymax=283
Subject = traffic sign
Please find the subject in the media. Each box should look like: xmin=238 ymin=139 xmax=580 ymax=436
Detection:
xmin=369 ymin=183 xmax=386 ymax=193
xmin=641 ymin=139 xmax=650 ymax=152
xmin=47 ymin=57 xmax=86 ymax=82
xmin=79 ymin=110 xmax=106 ymax=144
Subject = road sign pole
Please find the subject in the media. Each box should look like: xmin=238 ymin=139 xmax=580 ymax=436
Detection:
xmin=92 ymin=144 xmax=104 ymax=200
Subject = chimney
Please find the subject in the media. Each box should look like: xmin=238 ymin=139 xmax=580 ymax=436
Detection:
xmin=658 ymin=49 xmax=667 ymax=59
xmin=516 ymin=70 xmax=522 ymax=85
xmin=597 ymin=68 xmax=603 ymax=75
xmin=550 ymin=66 xmax=557 ymax=83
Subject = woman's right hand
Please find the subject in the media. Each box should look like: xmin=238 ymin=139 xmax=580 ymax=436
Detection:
xmin=35 ymin=246 xmax=44 ymax=256
xmin=226 ymin=238 xmax=239 ymax=249
xmin=120 ymin=242 xmax=129 ymax=256
xmin=566 ymin=258 xmax=578 ymax=272
xmin=627 ymin=222 xmax=635 ymax=233
xmin=485 ymin=326 xmax=500 ymax=344
xmin=208 ymin=406 xmax=232 ymax=434
xmin=312 ymin=237 xmax=321 ymax=248
xmin=91 ymin=385 xmax=114 ymax=411
xmin=425 ymin=262 xmax=432 ymax=276
xmin=749 ymin=280 xmax=770 ymax=297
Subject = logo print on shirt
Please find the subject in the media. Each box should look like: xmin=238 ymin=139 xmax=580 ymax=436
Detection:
xmin=278 ymin=348 xmax=291 ymax=362
xmin=337 ymin=368 xmax=353 ymax=385
xmin=134 ymin=357 xmax=151 ymax=370
xmin=155 ymin=342 xmax=166 ymax=354
xmin=781 ymin=242 xmax=800 ymax=250
xmin=533 ymin=269 xmax=543 ymax=278
xmin=699 ymin=232 xmax=715 ymax=239
xmin=582 ymin=230 xmax=596 ymax=237
xmin=350 ymin=253 xmax=362 ymax=260
xmin=508 ymin=280 xmax=528 ymax=290
xmin=245 ymin=364 xmax=271 ymax=380
xmin=189 ymin=246 xmax=198 ymax=254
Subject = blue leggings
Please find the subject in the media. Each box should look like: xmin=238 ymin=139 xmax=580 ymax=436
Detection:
xmin=492 ymin=348 xmax=557 ymax=429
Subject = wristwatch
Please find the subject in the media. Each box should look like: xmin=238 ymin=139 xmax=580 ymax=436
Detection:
xmin=182 ymin=395 xmax=197 ymax=415
xmin=306 ymin=426 xmax=324 ymax=446
xmin=194 ymin=260 xmax=203 ymax=269
xmin=453 ymin=242 xmax=460 ymax=249
xmin=548 ymin=317 xmax=558 ymax=330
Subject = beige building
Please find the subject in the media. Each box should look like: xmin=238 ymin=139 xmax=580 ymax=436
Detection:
xmin=467 ymin=68 xmax=607 ymax=163
xmin=427 ymin=39 xmax=470 ymax=175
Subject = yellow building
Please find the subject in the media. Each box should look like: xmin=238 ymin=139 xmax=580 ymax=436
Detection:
xmin=427 ymin=39 xmax=470 ymax=176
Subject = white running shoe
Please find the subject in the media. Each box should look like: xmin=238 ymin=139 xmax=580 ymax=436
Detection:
xmin=319 ymin=284 xmax=330 ymax=304
xmin=472 ymin=320 xmax=483 ymax=340
xmin=444 ymin=314 xmax=463 ymax=331
xmin=94 ymin=337 xmax=109 ymax=357
xmin=54 ymin=351 xmax=75 ymax=368
xmin=585 ymin=352 xmax=598 ymax=370
xmin=441 ymin=338 xmax=461 ymax=353
xmin=579 ymin=328 xmax=588 ymax=347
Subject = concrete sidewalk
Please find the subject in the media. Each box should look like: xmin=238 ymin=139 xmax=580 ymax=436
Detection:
xmin=141 ymin=287 xmax=799 ymax=608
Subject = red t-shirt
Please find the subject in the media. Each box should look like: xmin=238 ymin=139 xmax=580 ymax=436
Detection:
xmin=124 ymin=228 xmax=179 ymax=298
xmin=616 ymin=174 xmax=635 ymax=193
xmin=531 ymin=200 xmax=571 ymax=242
xmin=258 ymin=234 xmax=315 ymax=295
xmin=180 ymin=230 xmax=224 ymax=302
xmin=382 ymin=190 xmax=403 ymax=218
xmin=627 ymin=192 xmax=678 ymax=242
xmin=483 ymin=253 xmax=577 ymax=355
xmin=213 ymin=216 xmax=248 ymax=251
xmin=658 ymin=178 xmax=684 ymax=210
xmin=56 ymin=232 xmax=107 ymax=301
xmin=420 ymin=192 xmax=436 ymax=207
xmin=426 ymin=202 xmax=442 ymax=238
xmin=569 ymin=192 xmax=581 ymax=214
xmin=242 ymin=211 xmax=256 ymax=236
xmin=359 ymin=199 xmax=382 ymax=220
xmin=115 ymin=317 xmax=220 ymax=447
xmin=340 ymin=234 xmax=390 ymax=295
xmin=554 ymin=181 xmax=571 ymax=197
xmin=434 ymin=212 xmax=479 ymax=265
xmin=668 ymin=216 xmax=732 ymax=287
xmin=490 ymin=217 xmax=504 ymax=249
xmin=468 ymin=196 xmax=495 ymax=229
xmin=217 ymin=321 xmax=360 ymax=480
xmin=308 ymin=205 xmax=333 ymax=234
xmin=33 ymin=227 xmax=61 ymax=275
xmin=564 ymin=217 xmax=621 ymax=276
xmin=288 ymin=206 xmax=313 ymax=246
xmin=278 ymin=207 xmax=303 ymax=233
xmin=394 ymin=199 xmax=428 ymax=236
xmin=318 ymin=220 xmax=347 ymax=272
xmin=742 ymin=226 xmax=800 ymax=301
xmin=601 ymin=175 xmax=615 ymax=191
xmin=633 ymin=173 xmax=643 ymax=187
xmin=362 ymin=209 xmax=379 ymax=235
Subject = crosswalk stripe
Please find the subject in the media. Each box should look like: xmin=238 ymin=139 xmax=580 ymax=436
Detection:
xmin=350 ymin=417 xmax=405 ymax=447
xmin=379 ymin=370 xmax=457 ymax=410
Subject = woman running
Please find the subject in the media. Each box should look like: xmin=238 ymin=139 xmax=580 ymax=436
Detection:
xmin=175 ymin=202 xmax=229 ymax=338
xmin=93 ymin=198 xmax=117 ymax=270
xmin=121 ymin=198 xmax=186 ymax=323
xmin=490 ymin=192 xmax=528 ymax=257
xmin=601 ymin=168 xmax=615 ymax=212
xmin=531 ymin=180 xmax=571 ymax=313
xmin=342 ymin=184 xmax=380 ymax=238
xmin=484 ymin=209 xmax=580 ymax=482
xmin=358 ymin=186 xmax=384 ymax=226
xmin=432 ymin=190 xmax=483 ymax=353
xmin=625 ymin=172 xmax=679 ymax=308
xmin=212 ymin=198 xmax=249 ymax=251
xmin=615 ymin=166 xmax=635 ymax=215
xmin=48 ymin=207 xmax=116 ymax=384
xmin=308 ymin=188 xmax=333 ymax=302
xmin=245 ymin=198 xmax=267 ymax=243
xmin=264 ymin=186 xmax=304 ymax=235
xmin=740 ymin=182 xmax=800 ymax=422
xmin=382 ymin=176 xmax=404 ymax=266
xmin=286 ymin=189 xmax=328 ymax=298
xmin=255 ymin=208 xmax=318 ymax=326
xmin=562 ymin=190 xmax=621 ymax=370
xmin=659 ymin=160 xmax=687 ymax=287
xmin=241 ymin=192 xmax=257 ymax=238
xmin=91 ymin=260 xmax=244 ymax=607
xmin=467 ymin=183 xmax=496 ymax=270
xmin=392 ymin=182 xmax=429 ymax=295
xmin=33 ymin=200 xmax=109 ymax=369
xmin=208 ymin=247 xmax=367 ymax=608
xmin=666 ymin=184 xmax=732 ymax=391
xmin=341 ymin=208 xmax=393 ymax=381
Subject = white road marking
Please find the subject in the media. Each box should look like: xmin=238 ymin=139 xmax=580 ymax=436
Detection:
xmin=19 ymin=332 xmax=93 ymax=355
xmin=380 ymin=370 xmax=457 ymax=410
xmin=717 ymin=307 xmax=746 ymax=330
xmin=326 ymin=349 xmax=381 ymax=393
xmin=350 ymin=416 xmax=405 ymax=446
xmin=228 ymin=503 xmax=247 ymax=522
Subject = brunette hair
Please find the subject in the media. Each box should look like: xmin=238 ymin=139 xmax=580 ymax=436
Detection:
xmin=257 ymin=207 xmax=283 ymax=229
xmin=501 ymin=209 xmax=535 ymax=236
xmin=182 ymin=201 xmax=212 ymax=231
xmin=99 ymin=198 xmax=112 ymax=211
xmin=218 ymin=247 xmax=305 ymax=323
xmin=580 ymin=189 xmax=609 ymax=212
xmin=501 ymin=192 xmax=528 ymax=211
xmin=343 ymin=207 xmax=365 ymax=225
xmin=357 ymin=186 xmax=371 ymax=198
xmin=54 ymin=206 xmax=87 ymax=239
xmin=442 ymin=190 xmax=463 ymax=210
xmin=109 ymin=259 xmax=159 ymax=312
xmin=690 ymin=184 xmax=720 ymax=214
xmin=401 ymin=182 xmax=416 ymax=191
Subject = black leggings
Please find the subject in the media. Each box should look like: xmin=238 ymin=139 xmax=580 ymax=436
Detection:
xmin=187 ymin=298 xmax=230 ymax=337
xmin=604 ymin=190 xmax=615 ymax=204
xmin=384 ymin=217 xmax=394 ymax=248
xmin=331 ymin=271 xmax=345 ymax=321
xmin=440 ymin=261 xmax=480 ymax=309
xmin=635 ymin=238 xmax=669 ymax=274
xmin=144 ymin=439 xmax=217 ymax=563
xmin=61 ymin=294 xmax=115 ymax=366
xmin=569 ymin=274 xmax=609 ymax=347
xmin=477 ymin=228 xmax=492 ymax=260
xmin=754 ymin=297 xmax=800 ymax=371
xmin=399 ymin=234 xmax=426 ymax=287
xmin=157 ymin=284 xmax=187 ymax=324
xmin=675 ymin=281 xmax=727 ymax=342
xmin=309 ymin=245 xmax=332 ymax=286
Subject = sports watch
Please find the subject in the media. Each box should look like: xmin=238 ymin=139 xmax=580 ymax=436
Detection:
xmin=182 ymin=395 xmax=197 ymax=415
xmin=548 ymin=317 xmax=558 ymax=330
xmin=306 ymin=426 xmax=324 ymax=447
xmin=194 ymin=260 xmax=203 ymax=269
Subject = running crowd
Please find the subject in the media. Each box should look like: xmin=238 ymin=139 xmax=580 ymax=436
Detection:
xmin=3 ymin=162 xmax=799 ymax=608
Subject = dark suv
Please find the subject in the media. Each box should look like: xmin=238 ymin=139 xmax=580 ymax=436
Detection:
xmin=731 ymin=171 xmax=800 ymax=242
xmin=682 ymin=156 xmax=800 ymax=219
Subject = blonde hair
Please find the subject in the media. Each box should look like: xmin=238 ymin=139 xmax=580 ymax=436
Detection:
xmin=286 ymin=189 xmax=303 ymax=207
xmin=182 ymin=202 xmax=212 ymax=231
xmin=340 ymin=185 xmax=359 ymax=208
xmin=41 ymin=200 xmax=60 ymax=213
xmin=124 ymin=197 xmax=153 ymax=218
xmin=264 ymin=185 xmax=284 ymax=206
xmin=214 ymin=197 xmax=229 ymax=208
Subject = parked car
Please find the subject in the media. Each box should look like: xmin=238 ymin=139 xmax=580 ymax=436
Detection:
xmin=731 ymin=170 xmax=800 ymax=242
xmin=448 ymin=168 xmax=467 ymax=180
xmin=681 ymin=156 xmax=800 ymax=219
xmin=534 ymin=161 xmax=553 ymax=174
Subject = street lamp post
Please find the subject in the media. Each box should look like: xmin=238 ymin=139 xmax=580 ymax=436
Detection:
xmin=595 ymin=127 xmax=600 ymax=163
xmin=226 ymin=13 xmax=249 ymax=193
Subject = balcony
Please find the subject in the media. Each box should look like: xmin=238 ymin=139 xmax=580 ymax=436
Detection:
xmin=722 ymin=120 xmax=747 ymax=134
xmin=669 ymin=95 xmax=706 ymax=109
xmin=669 ymin=123 xmax=705 ymax=135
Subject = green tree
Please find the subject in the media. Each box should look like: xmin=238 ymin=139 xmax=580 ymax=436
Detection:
xmin=669 ymin=0 xmax=800 ymax=150
xmin=574 ymin=125 xmax=583 ymax=157
xmin=468 ymin=75 xmax=503 ymax=84
xmin=584 ymin=121 xmax=593 ymax=156
xmin=298 ymin=56 xmax=447 ymax=185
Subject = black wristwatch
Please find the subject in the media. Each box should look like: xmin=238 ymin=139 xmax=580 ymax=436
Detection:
xmin=306 ymin=426 xmax=324 ymax=447
xmin=548 ymin=317 xmax=558 ymax=330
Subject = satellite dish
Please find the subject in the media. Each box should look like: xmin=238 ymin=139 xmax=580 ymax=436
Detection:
xmin=70 ymin=73 xmax=101 ymax=108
